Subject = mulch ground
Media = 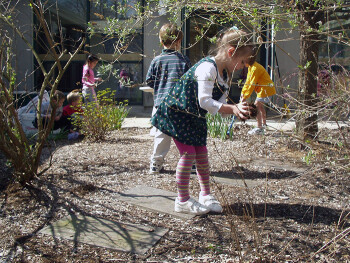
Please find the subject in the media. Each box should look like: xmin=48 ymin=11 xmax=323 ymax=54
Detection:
xmin=0 ymin=125 xmax=349 ymax=262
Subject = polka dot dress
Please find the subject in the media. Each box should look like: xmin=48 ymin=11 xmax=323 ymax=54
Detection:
xmin=151 ymin=57 xmax=226 ymax=146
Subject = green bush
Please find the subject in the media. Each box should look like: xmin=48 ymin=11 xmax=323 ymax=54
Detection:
xmin=73 ymin=89 xmax=129 ymax=141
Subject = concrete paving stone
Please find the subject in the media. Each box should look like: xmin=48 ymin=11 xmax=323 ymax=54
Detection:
xmin=188 ymin=173 xmax=261 ymax=188
xmin=122 ymin=117 xmax=152 ymax=128
xmin=251 ymin=158 xmax=307 ymax=174
xmin=208 ymin=176 xmax=262 ymax=188
xmin=189 ymin=157 xmax=306 ymax=188
xmin=40 ymin=215 xmax=168 ymax=254
xmin=119 ymin=185 xmax=195 ymax=220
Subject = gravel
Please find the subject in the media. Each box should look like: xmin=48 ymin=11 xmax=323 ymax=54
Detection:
xmin=0 ymin=125 xmax=349 ymax=262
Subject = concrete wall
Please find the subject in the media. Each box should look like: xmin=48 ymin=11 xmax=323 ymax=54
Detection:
xmin=274 ymin=26 xmax=300 ymax=106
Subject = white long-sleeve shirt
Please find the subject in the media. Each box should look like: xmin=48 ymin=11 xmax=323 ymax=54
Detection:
xmin=195 ymin=57 xmax=229 ymax=115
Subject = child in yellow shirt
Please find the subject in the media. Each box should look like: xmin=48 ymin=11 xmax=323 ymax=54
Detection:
xmin=241 ymin=57 xmax=276 ymax=135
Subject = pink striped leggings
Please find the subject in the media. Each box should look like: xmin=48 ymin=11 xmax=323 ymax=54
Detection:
xmin=173 ymin=139 xmax=211 ymax=202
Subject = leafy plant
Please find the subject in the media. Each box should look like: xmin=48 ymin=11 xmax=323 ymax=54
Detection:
xmin=302 ymin=149 xmax=315 ymax=165
xmin=104 ymin=101 xmax=130 ymax=130
xmin=73 ymin=88 xmax=129 ymax=141
xmin=47 ymin=129 xmax=69 ymax=141
xmin=207 ymin=113 xmax=233 ymax=140
xmin=207 ymin=243 xmax=223 ymax=253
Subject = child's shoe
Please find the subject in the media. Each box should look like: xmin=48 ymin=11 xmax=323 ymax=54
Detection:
xmin=198 ymin=192 xmax=223 ymax=213
xmin=149 ymin=163 xmax=163 ymax=174
xmin=174 ymin=197 xmax=210 ymax=215
xmin=248 ymin=127 xmax=264 ymax=135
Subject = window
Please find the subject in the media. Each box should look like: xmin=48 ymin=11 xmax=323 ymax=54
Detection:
xmin=34 ymin=0 xmax=144 ymax=104
xmin=319 ymin=8 xmax=350 ymax=70
xmin=90 ymin=0 xmax=139 ymax=20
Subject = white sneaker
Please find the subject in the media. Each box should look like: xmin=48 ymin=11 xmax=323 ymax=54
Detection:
xmin=248 ymin=127 xmax=264 ymax=135
xmin=174 ymin=197 xmax=210 ymax=215
xmin=149 ymin=163 xmax=163 ymax=174
xmin=198 ymin=192 xmax=223 ymax=213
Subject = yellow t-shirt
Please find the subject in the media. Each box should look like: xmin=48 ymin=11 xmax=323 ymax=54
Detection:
xmin=241 ymin=62 xmax=276 ymax=100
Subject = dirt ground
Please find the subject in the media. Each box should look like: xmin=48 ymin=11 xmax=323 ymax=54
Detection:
xmin=0 ymin=124 xmax=349 ymax=262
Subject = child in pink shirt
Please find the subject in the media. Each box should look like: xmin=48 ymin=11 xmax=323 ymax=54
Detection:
xmin=82 ymin=54 xmax=102 ymax=104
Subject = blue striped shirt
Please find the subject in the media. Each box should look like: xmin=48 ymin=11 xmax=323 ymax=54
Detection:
xmin=146 ymin=49 xmax=191 ymax=106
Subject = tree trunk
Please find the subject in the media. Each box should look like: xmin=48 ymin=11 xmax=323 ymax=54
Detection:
xmin=296 ymin=31 xmax=319 ymax=139
xmin=296 ymin=1 xmax=324 ymax=140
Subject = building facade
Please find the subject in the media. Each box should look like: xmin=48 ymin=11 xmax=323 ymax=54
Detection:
xmin=6 ymin=1 xmax=350 ymax=108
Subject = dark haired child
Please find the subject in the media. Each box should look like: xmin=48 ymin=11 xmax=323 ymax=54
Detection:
xmin=82 ymin=54 xmax=102 ymax=104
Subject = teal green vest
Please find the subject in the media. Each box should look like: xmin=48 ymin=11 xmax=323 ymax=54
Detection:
xmin=151 ymin=57 xmax=227 ymax=146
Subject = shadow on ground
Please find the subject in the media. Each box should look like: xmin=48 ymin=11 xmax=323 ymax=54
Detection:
xmin=211 ymin=167 xmax=299 ymax=180
xmin=225 ymin=202 xmax=350 ymax=226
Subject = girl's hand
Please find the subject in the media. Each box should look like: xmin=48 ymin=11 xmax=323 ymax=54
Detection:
xmin=96 ymin=77 xmax=102 ymax=82
xmin=233 ymin=101 xmax=250 ymax=120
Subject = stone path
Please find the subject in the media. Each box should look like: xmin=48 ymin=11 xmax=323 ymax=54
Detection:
xmin=122 ymin=109 xmax=349 ymax=131
xmin=208 ymin=176 xmax=263 ymax=188
xmin=40 ymin=214 xmax=168 ymax=254
xmin=119 ymin=185 xmax=195 ymax=220
xmin=39 ymin=186 xmax=190 ymax=254
xmin=191 ymin=157 xmax=306 ymax=188
xmin=251 ymin=158 xmax=306 ymax=174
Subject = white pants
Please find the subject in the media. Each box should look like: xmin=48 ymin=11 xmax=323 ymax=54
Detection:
xmin=150 ymin=106 xmax=171 ymax=166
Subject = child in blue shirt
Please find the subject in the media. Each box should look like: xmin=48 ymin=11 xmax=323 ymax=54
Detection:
xmin=146 ymin=23 xmax=191 ymax=174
